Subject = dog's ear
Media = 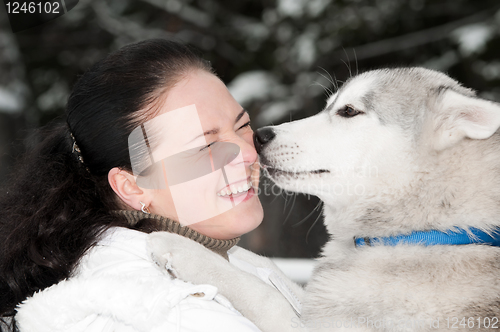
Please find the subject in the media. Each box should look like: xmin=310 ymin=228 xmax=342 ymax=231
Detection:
xmin=434 ymin=89 xmax=500 ymax=150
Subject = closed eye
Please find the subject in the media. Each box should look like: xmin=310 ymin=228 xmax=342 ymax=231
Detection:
xmin=199 ymin=141 xmax=216 ymax=152
xmin=199 ymin=121 xmax=251 ymax=152
xmin=238 ymin=121 xmax=251 ymax=130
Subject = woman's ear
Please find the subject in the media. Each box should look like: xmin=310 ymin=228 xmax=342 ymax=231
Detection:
xmin=108 ymin=167 xmax=151 ymax=211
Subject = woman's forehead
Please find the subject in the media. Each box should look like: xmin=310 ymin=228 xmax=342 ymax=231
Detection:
xmin=159 ymin=70 xmax=242 ymax=121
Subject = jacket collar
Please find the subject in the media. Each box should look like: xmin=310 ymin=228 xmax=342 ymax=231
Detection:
xmin=111 ymin=210 xmax=239 ymax=260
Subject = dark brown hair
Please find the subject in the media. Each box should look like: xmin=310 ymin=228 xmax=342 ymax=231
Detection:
xmin=0 ymin=39 xmax=213 ymax=331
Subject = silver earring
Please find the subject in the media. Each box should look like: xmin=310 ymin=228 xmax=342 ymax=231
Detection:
xmin=140 ymin=201 xmax=150 ymax=214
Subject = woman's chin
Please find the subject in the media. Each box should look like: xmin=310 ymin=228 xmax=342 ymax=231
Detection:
xmin=227 ymin=197 xmax=264 ymax=237
xmin=189 ymin=195 xmax=263 ymax=240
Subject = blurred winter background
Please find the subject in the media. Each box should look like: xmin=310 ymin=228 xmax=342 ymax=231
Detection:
xmin=1 ymin=0 xmax=500 ymax=275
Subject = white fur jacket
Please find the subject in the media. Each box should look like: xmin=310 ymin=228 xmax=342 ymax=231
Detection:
xmin=15 ymin=227 xmax=297 ymax=332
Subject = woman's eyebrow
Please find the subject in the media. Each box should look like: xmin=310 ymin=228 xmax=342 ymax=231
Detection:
xmin=234 ymin=109 xmax=248 ymax=124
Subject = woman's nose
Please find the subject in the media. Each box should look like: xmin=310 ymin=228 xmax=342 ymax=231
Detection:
xmin=241 ymin=137 xmax=258 ymax=165
xmin=229 ymin=135 xmax=258 ymax=166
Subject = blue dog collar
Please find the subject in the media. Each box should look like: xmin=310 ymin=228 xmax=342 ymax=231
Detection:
xmin=355 ymin=227 xmax=500 ymax=247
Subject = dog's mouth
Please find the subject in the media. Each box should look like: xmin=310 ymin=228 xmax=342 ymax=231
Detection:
xmin=258 ymin=155 xmax=330 ymax=178
xmin=264 ymin=166 xmax=330 ymax=178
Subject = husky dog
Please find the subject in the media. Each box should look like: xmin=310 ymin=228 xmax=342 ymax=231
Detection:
xmin=148 ymin=67 xmax=500 ymax=331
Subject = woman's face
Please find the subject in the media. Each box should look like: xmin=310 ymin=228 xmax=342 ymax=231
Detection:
xmin=143 ymin=69 xmax=263 ymax=240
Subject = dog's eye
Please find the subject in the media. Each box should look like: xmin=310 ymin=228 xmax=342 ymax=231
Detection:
xmin=337 ymin=105 xmax=362 ymax=118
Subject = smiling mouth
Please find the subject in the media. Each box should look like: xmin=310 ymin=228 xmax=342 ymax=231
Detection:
xmin=216 ymin=178 xmax=254 ymax=197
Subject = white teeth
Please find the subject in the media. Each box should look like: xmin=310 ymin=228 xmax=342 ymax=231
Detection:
xmin=217 ymin=180 xmax=254 ymax=197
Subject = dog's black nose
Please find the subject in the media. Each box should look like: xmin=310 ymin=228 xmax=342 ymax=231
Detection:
xmin=253 ymin=127 xmax=276 ymax=154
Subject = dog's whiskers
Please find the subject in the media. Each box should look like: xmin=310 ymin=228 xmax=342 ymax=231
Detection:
xmin=263 ymin=176 xmax=281 ymax=204
xmin=342 ymin=47 xmax=353 ymax=79
xmin=317 ymin=67 xmax=339 ymax=93
xmin=341 ymin=59 xmax=352 ymax=79
xmin=283 ymin=190 xmax=292 ymax=213
xmin=306 ymin=201 xmax=324 ymax=244
xmin=312 ymin=81 xmax=334 ymax=98
xmin=331 ymin=71 xmax=340 ymax=91
xmin=283 ymin=192 xmax=297 ymax=225
xmin=292 ymin=199 xmax=323 ymax=228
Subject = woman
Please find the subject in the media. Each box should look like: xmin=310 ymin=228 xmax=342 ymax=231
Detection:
xmin=0 ymin=39 xmax=301 ymax=332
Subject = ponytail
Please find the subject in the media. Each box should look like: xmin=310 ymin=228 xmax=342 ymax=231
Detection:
xmin=0 ymin=122 xmax=120 ymax=319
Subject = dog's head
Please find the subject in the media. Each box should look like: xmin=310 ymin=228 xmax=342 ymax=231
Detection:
xmin=255 ymin=68 xmax=500 ymax=233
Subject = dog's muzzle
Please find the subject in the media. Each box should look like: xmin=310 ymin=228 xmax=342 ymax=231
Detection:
xmin=253 ymin=127 xmax=276 ymax=154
